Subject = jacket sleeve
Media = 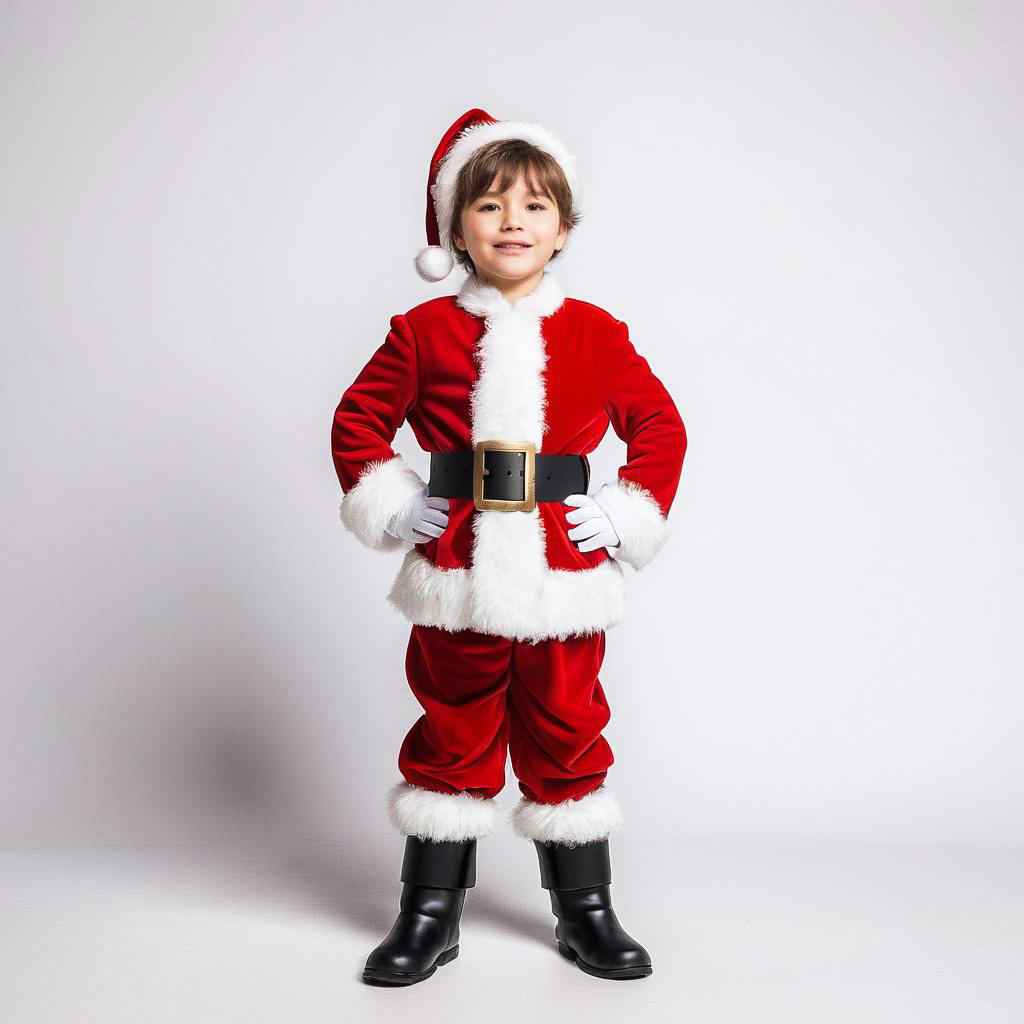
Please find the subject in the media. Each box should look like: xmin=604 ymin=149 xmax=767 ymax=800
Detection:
xmin=591 ymin=319 xmax=687 ymax=570
xmin=331 ymin=313 xmax=427 ymax=553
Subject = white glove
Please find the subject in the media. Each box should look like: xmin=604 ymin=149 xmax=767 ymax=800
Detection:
xmin=385 ymin=489 xmax=450 ymax=545
xmin=563 ymin=493 xmax=621 ymax=554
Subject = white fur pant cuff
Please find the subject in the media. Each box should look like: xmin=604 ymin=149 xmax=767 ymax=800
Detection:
xmin=388 ymin=781 xmax=500 ymax=842
xmin=509 ymin=786 xmax=623 ymax=847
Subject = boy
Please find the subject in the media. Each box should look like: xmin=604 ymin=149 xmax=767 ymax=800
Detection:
xmin=331 ymin=108 xmax=687 ymax=984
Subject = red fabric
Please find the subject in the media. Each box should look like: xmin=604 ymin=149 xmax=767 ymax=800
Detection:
xmin=330 ymin=296 xmax=687 ymax=571
xmin=603 ymin=319 xmax=687 ymax=518
xmin=398 ymin=624 xmax=613 ymax=804
xmin=330 ymin=314 xmax=419 ymax=493
xmin=424 ymin=109 xmax=496 ymax=247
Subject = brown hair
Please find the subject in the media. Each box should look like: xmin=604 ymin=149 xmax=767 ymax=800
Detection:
xmin=449 ymin=139 xmax=581 ymax=275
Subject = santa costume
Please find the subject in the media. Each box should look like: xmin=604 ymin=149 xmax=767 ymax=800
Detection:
xmin=331 ymin=108 xmax=687 ymax=984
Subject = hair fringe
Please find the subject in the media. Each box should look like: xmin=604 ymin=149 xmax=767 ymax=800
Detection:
xmin=450 ymin=139 xmax=582 ymax=274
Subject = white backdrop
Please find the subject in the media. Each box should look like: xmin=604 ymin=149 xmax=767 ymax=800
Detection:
xmin=2 ymin=0 xmax=1022 ymax=855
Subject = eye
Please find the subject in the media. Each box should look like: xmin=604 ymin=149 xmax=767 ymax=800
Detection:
xmin=478 ymin=203 xmax=499 ymax=211
xmin=528 ymin=202 xmax=547 ymax=210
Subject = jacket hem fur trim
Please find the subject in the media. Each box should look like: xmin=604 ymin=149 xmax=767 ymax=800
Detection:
xmin=387 ymin=548 xmax=625 ymax=643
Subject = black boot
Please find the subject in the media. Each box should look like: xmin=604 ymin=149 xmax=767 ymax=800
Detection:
xmin=534 ymin=837 xmax=652 ymax=980
xmin=362 ymin=835 xmax=476 ymax=986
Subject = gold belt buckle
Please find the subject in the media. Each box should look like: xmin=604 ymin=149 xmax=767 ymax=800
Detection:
xmin=473 ymin=440 xmax=537 ymax=512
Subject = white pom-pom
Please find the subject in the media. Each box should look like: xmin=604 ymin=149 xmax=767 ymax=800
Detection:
xmin=414 ymin=245 xmax=454 ymax=282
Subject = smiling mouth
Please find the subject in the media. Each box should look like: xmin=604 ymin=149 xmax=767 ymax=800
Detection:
xmin=494 ymin=243 xmax=532 ymax=251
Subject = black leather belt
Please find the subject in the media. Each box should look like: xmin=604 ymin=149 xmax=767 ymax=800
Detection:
xmin=428 ymin=441 xmax=589 ymax=512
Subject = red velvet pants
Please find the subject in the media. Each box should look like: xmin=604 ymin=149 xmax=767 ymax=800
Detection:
xmin=397 ymin=624 xmax=614 ymax=804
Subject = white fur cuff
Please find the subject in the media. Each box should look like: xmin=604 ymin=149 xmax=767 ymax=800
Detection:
xmin=510 ymin=786 xmax=623 ymax=847
xmin=388 ymin=782 xmax=499 ymax=842
xmin=592 ymin=478 xmax=671 ymax=571
xmin=339 ymin=454 xmax=426 ymax=553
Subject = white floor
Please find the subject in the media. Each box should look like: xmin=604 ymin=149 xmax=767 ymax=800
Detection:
xmin=2 ymin=835 xmax=1021 ymax=1023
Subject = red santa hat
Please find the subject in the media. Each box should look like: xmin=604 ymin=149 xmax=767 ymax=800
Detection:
xmin=414 ymin=108 xmax=582 ymax=282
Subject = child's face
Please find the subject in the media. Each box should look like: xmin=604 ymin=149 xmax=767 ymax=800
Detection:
xmin=453 ymin=172 xmax=568 ymax=288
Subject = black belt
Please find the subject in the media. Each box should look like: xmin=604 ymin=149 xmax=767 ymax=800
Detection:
xmin=428 ymin=442 xmax=589 ymax=512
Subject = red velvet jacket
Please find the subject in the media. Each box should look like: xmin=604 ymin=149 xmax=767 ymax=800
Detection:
xmin=331 ymin=270 xmax=686 ymax=643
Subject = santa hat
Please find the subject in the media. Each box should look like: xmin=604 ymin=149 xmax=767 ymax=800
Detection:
xmin=414 ymin=108 xmax=581 ymax=283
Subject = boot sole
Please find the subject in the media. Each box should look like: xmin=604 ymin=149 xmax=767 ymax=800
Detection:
xmin=361 ymin=944 xmax=460 ymax=986
xmin=557 ymin=941 xmax=653 ymax=980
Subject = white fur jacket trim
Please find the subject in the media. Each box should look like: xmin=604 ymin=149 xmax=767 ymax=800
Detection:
xmin=592 ymin=477 xmax=671 ymax=571
xmin=338 ymin=454 xmax=426 ymax=553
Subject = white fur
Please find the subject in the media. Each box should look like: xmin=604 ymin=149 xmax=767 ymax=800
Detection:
xmin=386 ymin=547 xmax=626 ymax=644
xmin=510 ymin=786 xmax=623 ymax=846
xmin=455 ymin=268 xmax=565 ymax=323
xmin=457 ymin=272 xmax=555 ymax=635
xmin=388 ymin=781 xmax=499 ymax=841
xmin=432 ymin=120 xmax=581 ymax=255
xmin=339 ymin=454 xmax=427 ymax=553
xmin=465 ymin=297 xmax=552 ymax=447
xmin=592 ymin=478 xmax=671 ymax=571
xmin=414 ymin=245 xmax=454 ymax=282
